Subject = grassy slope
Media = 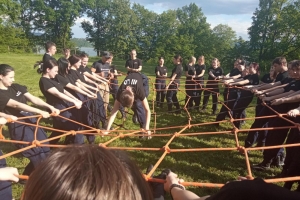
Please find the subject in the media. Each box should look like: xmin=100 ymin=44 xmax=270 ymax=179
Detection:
xmin=0 ymin=53 xmax=281 ymax=199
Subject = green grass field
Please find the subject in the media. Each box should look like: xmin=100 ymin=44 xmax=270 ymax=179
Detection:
xmin=0 ymin=53 xmax=281 ymax=199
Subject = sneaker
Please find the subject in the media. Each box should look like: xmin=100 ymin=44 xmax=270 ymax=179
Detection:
xmin=132 ymin=114 xmax=139 ymax=124
xmin=108 ymin=104 xmax=113 ymax=112
xmin=271 ymin=154 xmax=285 ymax=167
xmin=252 ymin=162 xmax=271 ymax=171
xmin=121 ymin=111 xmax=127 ymax=120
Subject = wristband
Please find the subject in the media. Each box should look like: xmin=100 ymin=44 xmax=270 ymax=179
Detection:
xmin=170 ymin=184 xmax=185 ymax=200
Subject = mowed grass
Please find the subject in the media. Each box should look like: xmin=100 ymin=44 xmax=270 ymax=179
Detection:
xmin=0 ymin=53 xmax=281 ymax=199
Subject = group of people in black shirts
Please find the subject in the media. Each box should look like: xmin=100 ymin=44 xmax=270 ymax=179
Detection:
xmin=154 ymin=55 xmax=300 ymax=191
xmin=0 ymin=43 xmax=153 ymax=198
xmin=1 ymin=40 xmax=300 ymax=199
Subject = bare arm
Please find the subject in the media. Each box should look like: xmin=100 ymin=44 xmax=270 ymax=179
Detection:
xmin=258 ymin=84 xmax=287 ymax=94
xmin=198 ymin=70 xmax=205 ymax=78
xmin=276 ymin=92 xmax=300 ymax=104
xmin=166 ymin=73 xmax=177 ymax=88
xmin=229 ymin=79 xmax=250 ymax=86
xmin=6 ymin=99 xmax=50 ymax=118
xmin=23 ymin=92 xmax=59 ymax=114
xmin=83 ymin=76 xmax=98 ymax=88
xmin=265 ymin=88 xmax=285 ymax=97
xmin=77 ymin=80 xmax=98 ymax=92
xmin=83 ymin=71 xmax=107 ymax=84
xmin=65 ymin=83 xmax=95 ymax=98
xmin=0 ymin=112 xmax=18 ymax=121
xmin=255 ymin=81 xmax=282 ymax=91
xmin=142 ymin=98 xmax=151 ymax=131
xmin=105 ymin=100 xmax=121 ymax=132
xmin=263 ymin=90 xmax=294 ymax=101
xmin=47 ymin=87 xmax=80 ymax=106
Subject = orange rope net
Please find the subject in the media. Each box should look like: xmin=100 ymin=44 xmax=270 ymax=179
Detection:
xmin=1 ymin=76 xmax=300 ymax=191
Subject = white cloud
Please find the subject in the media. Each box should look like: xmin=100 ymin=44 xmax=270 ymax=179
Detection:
xmin=133 ymin=0 xmax=259 ymax=15
xmin=206 ymin=14 xmax=252 ymax=39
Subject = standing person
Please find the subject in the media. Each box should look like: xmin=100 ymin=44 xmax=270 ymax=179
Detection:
xmin=155 ymin=57 xmax=168 ymax=108
xmin=227 ymin=62 xmax=260 ymax=129
xmin=125 ymin=49 xmax=147 ymax=123
xmin=166 ymin=55 xmax=183 ymax=114
xmin=38 ymin=59 xmax=84 ymax=145
xmin=0 ymin=64 xmax=58 ymax=176
xmin=105 ymin=72 xmax=151 ymax=138
xmin=91 ymin=51 xmax=111 ymax=112
xmin=194 ymin=55 xmax=206 ymax=110
xmin=184 ymin=56 xmax=196 ymax=109
xmin=63 ymin=48 xmax=70 ymax=59
xmin=125 ymin=49 xmax=142 ymax=73
xmin=201 ymin=58 xmax=223 ymax=115
xmin=216 ymin=62 xmax=245 ymax=124
xmin=222 ymin=59 xmax=242 ymax=102
xmin=107 ymin=55 xmax=127 ymax=119
xmin=42 ymin=41 xmax=57 ymax=63
xmin=56 ymin=58 xmax=97 ymax=144
xmin=70 ymin=55 xmax=107 ymax=129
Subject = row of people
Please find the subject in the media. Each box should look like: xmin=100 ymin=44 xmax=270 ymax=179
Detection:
xmin=216 ymin=56 xmax=300 ymax=190
xmin=154 ymin=56 xmax=224 ymax=114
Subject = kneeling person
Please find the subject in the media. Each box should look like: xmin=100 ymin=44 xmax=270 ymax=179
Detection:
xmin=105 ymin=72 xmax=151 ymax=137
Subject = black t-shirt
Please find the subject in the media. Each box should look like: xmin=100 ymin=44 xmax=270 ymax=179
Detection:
xmin=171 ymin=64 xmax=183 ymax=83
xmin=116 ymin=72 xmax=145 ymax=101
xmin=125 ymin=58 xmax=142 ymax=70
xmin=229 ymin=68 xmax=241 ymax=77
xmin=185 ymin=64 xmax=195 ymax=80
xmin=261 ymin=73 xmax=273 ymax=83
xmin=207 ymin=178 xmax=300 ymax=200
xmin=283 ymin=79 xmax=300 ymax=92
xmin=207 ymin=67 xmax=224 ymax=80
xmin=79 ymin=65 xmax=93 ymax=75
xmin=0 ymin=84 xmax=28 ymax=116
xmin=55 ymin=74 xmax=70 ymax=86
xmin=243 ymin=74 xmax=259 ymax=85
xmin=92 ymin=60 xmax=110 ymax=77
xmin=281 ymin=77 xmax=294 ymax=85
xmin=194 ymin=64 xmax=206 ymax=80
xmin=42 ymin=53 xmax=55 ymax=63
xmin=66 ymin=74 xmax=77 ymax=85
xmin=39 ymin=77 xmax=65 ymax=105
xmin=69 ymin=69 xmax=86 ymax=83
xmin=109 ymin=65 xmax=118 ymax=80
xmin=275 ymin=71 xmax=288 ymax=82
xmin=155 ymin=65 xmax=167 ymax=79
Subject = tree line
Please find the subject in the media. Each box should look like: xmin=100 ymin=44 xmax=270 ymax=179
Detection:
xmin=1 ymin=0 xmax=300 ymax=71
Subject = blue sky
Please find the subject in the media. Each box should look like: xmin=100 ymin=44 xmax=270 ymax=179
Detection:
xmin=71 ymin=0 xmax=259 ymax=39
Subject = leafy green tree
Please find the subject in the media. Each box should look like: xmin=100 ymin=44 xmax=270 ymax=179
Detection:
xmin=131 ymin=3 xmax=157 ymax=60
xmin=19 ymin=0 xmax=84 ymax=49
xmin=81 ymin=0 xmax=110 ymax=56
xmin=106 ymin=0 xmax=138 ymax=58
xmin=212 ymin=24 xmax=237 ymax=70
xmin=176 ymin=3 xmax=214 ymax=64
xmin=248 ymin=0 xmax=300 ymax=68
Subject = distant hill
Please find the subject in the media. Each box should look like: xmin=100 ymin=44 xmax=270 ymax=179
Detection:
xmin=71 ymin=38 xmax=93 ymax=48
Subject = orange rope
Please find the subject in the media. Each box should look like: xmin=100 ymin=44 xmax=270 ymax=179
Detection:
xmin=1 ymin=76 xmax=300 ymax=195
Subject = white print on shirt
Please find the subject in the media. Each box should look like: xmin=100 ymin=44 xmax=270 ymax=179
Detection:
xmin=123 ymin=79 xmax=138 ymax=85
xmin=16 ymin=91 xmax=22 ymax=96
